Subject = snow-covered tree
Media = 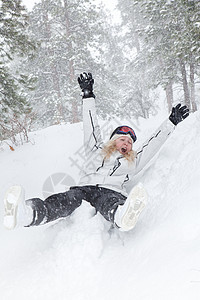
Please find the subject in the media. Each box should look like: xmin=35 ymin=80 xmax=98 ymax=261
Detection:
xmin=0 ymin=0 xmax=36 ymax=140
xmin=133 ymin=0 xmax=200 ymax=111
xmin=116 ymin=0 xmax=200 ymax=113
xmin=115 ymin=0 xmax=158 ymax=119
xmin=24 ymin=0 xmax=121 ymax=128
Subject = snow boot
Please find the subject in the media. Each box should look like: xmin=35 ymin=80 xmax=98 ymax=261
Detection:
xmin=25 ymin=198 xmax=47 ymax=227
xmin=4 ymin=185 xmax=25 ymax=229
xmin=114 ymin=183 xmax=147 ymax=231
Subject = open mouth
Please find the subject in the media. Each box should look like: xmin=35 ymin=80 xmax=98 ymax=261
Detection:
xmin=121 ymin=147 xmax=127 ymax=154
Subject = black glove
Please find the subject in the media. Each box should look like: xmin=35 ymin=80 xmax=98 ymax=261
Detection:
xmin=169 ymin=103 xmax=189 ymax=125
xmin=78 ymin=72 xmax=95 ymax=99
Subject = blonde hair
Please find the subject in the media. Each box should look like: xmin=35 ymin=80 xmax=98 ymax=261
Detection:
xmin=102 ymin=140 xmax=136 ymax=163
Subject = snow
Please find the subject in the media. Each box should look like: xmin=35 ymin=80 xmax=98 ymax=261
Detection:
xmin=1 ymin=111 xmax=200 ymax=300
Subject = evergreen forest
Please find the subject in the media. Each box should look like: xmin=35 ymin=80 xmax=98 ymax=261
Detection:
xmin=0 ymin=0 xmax=199 ymax=143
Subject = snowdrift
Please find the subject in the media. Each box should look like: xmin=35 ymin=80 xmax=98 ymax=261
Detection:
xmin=0 ymin=111 xmax=200 ymax=300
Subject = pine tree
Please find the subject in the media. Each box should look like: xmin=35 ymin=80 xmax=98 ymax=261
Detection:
xmin=116 ymin=0 xmax=200 ymax=113
xmin=25 ymin=0 xmax=120 ymax=128
xmin=131 ymin=0 xmax=200 ymax=111
xmin=116 ymin=0 xmax=158 ymax=119
xmin=0 ymin=0 xmax=36 ymax=140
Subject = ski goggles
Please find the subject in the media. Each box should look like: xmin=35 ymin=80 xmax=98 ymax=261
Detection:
xmin=110 ymin=126 xmax=137 ymax=143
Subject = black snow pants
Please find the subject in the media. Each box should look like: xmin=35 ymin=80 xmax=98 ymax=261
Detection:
xmin=26 ymin=186 xmax=127 ymax=227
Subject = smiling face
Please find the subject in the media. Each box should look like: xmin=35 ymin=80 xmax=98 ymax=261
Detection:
xmin=115 ymin=136 xmax=133 ymax=155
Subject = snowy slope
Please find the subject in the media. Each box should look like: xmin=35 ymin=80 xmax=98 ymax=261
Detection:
xmin=1 ymin=111 xmax=200 ymax=300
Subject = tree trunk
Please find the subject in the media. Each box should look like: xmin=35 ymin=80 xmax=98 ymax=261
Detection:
xmin=133 ymin=29 xmax=141 ymax=53
xmin=165 ymin=81 xmax=173 ymax=113
xmin=64 ymin=0 xmax=79 ymax=123
xmin=179 ymin=60 xmax=190 ymax=109
xmin=189 ymin=61 xmax=197 ymax=112
xmin=44 ymin=10 xmax=63 ymax=124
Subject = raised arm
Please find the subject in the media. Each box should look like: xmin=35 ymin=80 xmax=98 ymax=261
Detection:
xmin=135 ymin=119 xmax=175 ymax=173
xmin=78 ymin=73 xmax=103 ymax=156
xmin=135 ymin=103 xmax=189 ymax=173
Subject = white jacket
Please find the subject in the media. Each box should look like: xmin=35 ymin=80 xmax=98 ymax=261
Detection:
xmin=78 ymin=98 xmax=175 ymax=196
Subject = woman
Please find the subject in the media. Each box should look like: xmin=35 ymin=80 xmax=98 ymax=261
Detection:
xmin=3 ymin=73 xmax=189 ymax=232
